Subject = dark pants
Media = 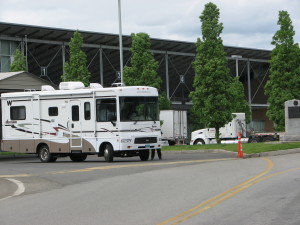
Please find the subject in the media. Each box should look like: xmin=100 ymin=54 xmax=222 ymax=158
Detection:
xmin=151 ymin=149 xmax=162 ymax=160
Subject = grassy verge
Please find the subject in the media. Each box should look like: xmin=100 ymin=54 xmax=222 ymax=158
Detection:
xmin=0 ymin=151 xmax=31 ymax=156
xmin=162 ymin=142 xmax=300 ymax=154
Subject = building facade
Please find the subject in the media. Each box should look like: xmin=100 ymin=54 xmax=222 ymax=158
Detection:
xmin=0 ymin=22 xmax=273 ymax=132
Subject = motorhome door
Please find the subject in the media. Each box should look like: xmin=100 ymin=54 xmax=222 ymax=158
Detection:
xmin=69 ymin=100 xmax=82 ymax=148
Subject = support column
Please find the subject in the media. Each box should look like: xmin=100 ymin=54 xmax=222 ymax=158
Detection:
xmin=20 ymin=40 xmax=25 ymax=55
xmin=100 ymin=47 xmax=104 ymax=86
xmin=247 ymin=59 xmax=252 ymax=115
xmin=62 ymin=43 xmax=66 ymax=76
xmin=25 ymin=35 xmax=28 ymax=72
xmin=236 ymin=58 xmax=239 ymax=77
xmin=165 ymin=53 xmax=169 ymax=99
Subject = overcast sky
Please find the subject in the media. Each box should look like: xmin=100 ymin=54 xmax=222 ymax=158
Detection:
xmin=0 ymin=0 xmax=299 ymax=50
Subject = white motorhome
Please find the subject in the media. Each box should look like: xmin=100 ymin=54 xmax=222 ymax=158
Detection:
xmin=0 ymin=82 xmax=162 ymax=162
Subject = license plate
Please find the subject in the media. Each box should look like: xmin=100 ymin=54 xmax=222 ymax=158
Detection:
xmin=145 ymin=144 xmax=150 ymax=148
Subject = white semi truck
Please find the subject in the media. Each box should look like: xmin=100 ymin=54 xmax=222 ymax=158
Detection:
xmin=0 ymin=82 xmax=162 ymax=162
xmin=190 ymin=113 xmax=279 ymax=145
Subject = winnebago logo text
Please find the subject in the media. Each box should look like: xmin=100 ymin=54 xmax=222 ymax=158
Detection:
xmin=7 ymin=100 xmax=12 ymax=106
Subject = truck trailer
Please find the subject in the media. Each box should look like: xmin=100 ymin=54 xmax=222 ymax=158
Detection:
xmin=160 ymin=110 xmax=188 ymax=145
xmin=0 ymin=82 xmax=162 ymax=162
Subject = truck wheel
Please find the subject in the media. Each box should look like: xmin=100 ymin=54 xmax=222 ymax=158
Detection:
xmin=249 ymin=138 xmax=260 ymax=143
xmin=139 ymin=150 xmax=149 ymax=161
xmin=194 ymin=139 xmax=205 ymax=145
xmin=103 ymin=144 xmax=114 ymax=162
xmin=168 ymin=140 xmax=176 ymax=146
xmin=263 ymin=137 xmax=274 ymax=142
xmin=70 ymin=154 xmax=87 ymax=162
xmin=39 ymin=145 xmax=56 ymax=163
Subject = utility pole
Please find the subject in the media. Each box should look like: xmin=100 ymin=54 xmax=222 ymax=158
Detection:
xmin=118 ymin=0 xmax=123 ymax=83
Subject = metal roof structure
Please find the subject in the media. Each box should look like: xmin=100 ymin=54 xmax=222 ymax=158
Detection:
xmin=0 ymin=22 xmax=271 ymax=109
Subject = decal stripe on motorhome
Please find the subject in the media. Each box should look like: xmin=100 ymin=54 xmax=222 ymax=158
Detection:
xmin=11 ymin=125 xmax=40 ymax=135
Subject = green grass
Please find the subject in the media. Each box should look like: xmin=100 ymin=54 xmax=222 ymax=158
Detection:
xmin=162 ymin=142 xmax=300 ymax=154
xmin=0 ymin=151 xmax=20 ymax=156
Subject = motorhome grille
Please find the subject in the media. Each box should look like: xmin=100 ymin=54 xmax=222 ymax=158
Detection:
xmin=134 ymin=137 xmax=157 ymax=144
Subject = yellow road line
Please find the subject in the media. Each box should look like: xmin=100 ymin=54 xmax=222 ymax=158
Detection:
xmin=158 ymin=158 xmax=274 ymax=225
xmin=0 ymin=158 xmax=233 ymax=178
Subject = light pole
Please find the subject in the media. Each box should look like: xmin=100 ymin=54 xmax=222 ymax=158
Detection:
xmin=231 ymin=55 xmax=242 ymax=77
xmin=118 ymin=0 xmax=123 ymax=84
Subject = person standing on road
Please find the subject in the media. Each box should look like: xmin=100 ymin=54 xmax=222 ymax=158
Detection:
xmin=151 ymin=149 xmax=162 ymax=160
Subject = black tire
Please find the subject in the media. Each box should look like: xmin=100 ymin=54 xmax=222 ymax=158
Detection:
xmin=168 ymin=140 xmax=176 ymax=146
xmin=103 ymin=144 xmax=114 ymax=162
xmin=38 ymin=145 xmax=56 ymax=163
xmin=69 ymin=154 xmax=87 ymax=162
xmin=194 ymin=139 xmax=205 ymax=145
xmin=139 ymin=150 xmax=149 ymax=161
xmin=249 ymin=137 xmax=260 ymax=143
xmin=263 ymin=137 xmax=274 ymax=142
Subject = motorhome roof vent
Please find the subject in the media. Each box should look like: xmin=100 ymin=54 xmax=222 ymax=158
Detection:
xmin=41 ymin=85 xmax=55 ymax=91
xmin=59 ymin=82 xmax=85 ymax=90
xmin=111 ymin=82 xmax=125 ymax=87
xmin=89 ymin=83 xmax=103 ymax=89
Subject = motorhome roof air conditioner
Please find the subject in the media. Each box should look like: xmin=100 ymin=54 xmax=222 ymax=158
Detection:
xmin=41 ymin=85 xmax=55 ymax=91
xmin=59 ymin=82 xmax=85 ymax=90
xmin=89 ymin=83 xmax=103 ymax=89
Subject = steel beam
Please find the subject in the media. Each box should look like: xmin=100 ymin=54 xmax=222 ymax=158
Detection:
xmin=165 ymin=53 xmax=169 ymax=99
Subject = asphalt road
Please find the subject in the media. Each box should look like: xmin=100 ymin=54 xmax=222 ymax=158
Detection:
xmin=0 ymin=151 xmax=300 ymax=225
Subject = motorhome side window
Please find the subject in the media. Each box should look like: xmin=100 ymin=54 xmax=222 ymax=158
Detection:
xmin=96 ymin=99 xmax=116 ymax=122
xmin=48 ymin=107 xmax=58 ymax=116
xmin=84 ymin=102 xmax=91 ymax=120
xmin=72 ymin=105 xmax=79 ymax=121
xmin=10 ymin=106 xmax=26 ymax=120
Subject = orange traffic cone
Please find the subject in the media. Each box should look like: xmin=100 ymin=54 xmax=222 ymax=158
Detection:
xmin=237 ymin=132 xmax=244 ymax=158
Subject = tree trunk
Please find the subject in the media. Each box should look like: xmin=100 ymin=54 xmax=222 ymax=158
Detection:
xmin=215 ymin=127 xmax=221 ymax=144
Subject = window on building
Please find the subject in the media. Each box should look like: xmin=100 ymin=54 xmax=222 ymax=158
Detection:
xmin=0 ymin=40 xmax=19 ymax=72
xmin=10 ymin=106 xmax=26 ymax=120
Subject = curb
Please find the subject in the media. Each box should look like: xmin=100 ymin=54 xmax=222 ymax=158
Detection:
xmin=243 ymin=148 xmax=300 ymax=158
xmin=162 ymin=148 xmax=300 ymax=158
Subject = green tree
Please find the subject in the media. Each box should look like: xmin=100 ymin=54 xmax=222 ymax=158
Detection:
xmin=230 ymin=77 xmax=251 ymax=124
xmin=159 ymin=92 xmax=172 ymax=110
xmin=124 ymin=32 xmax=171 ymax=109
xmin=190 ymin=2 xmax=237 ymax=144
xmin=265 ymin=11 xmax=300 ymax=131
xmin=63 ymin=30 xmax=91 ymax=86
xmin=124 ymin=32 xmax=161 ymax=89
xmin=10 ymin=49 xmax=27 ymax=72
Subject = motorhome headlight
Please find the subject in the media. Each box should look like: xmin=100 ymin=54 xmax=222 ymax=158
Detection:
xmin=121 ymin=139 xmax=132 ymax=143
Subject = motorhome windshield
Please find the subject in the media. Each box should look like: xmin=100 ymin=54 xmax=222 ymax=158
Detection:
xmin=120 ymin=97 xmax=159 ymax=122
